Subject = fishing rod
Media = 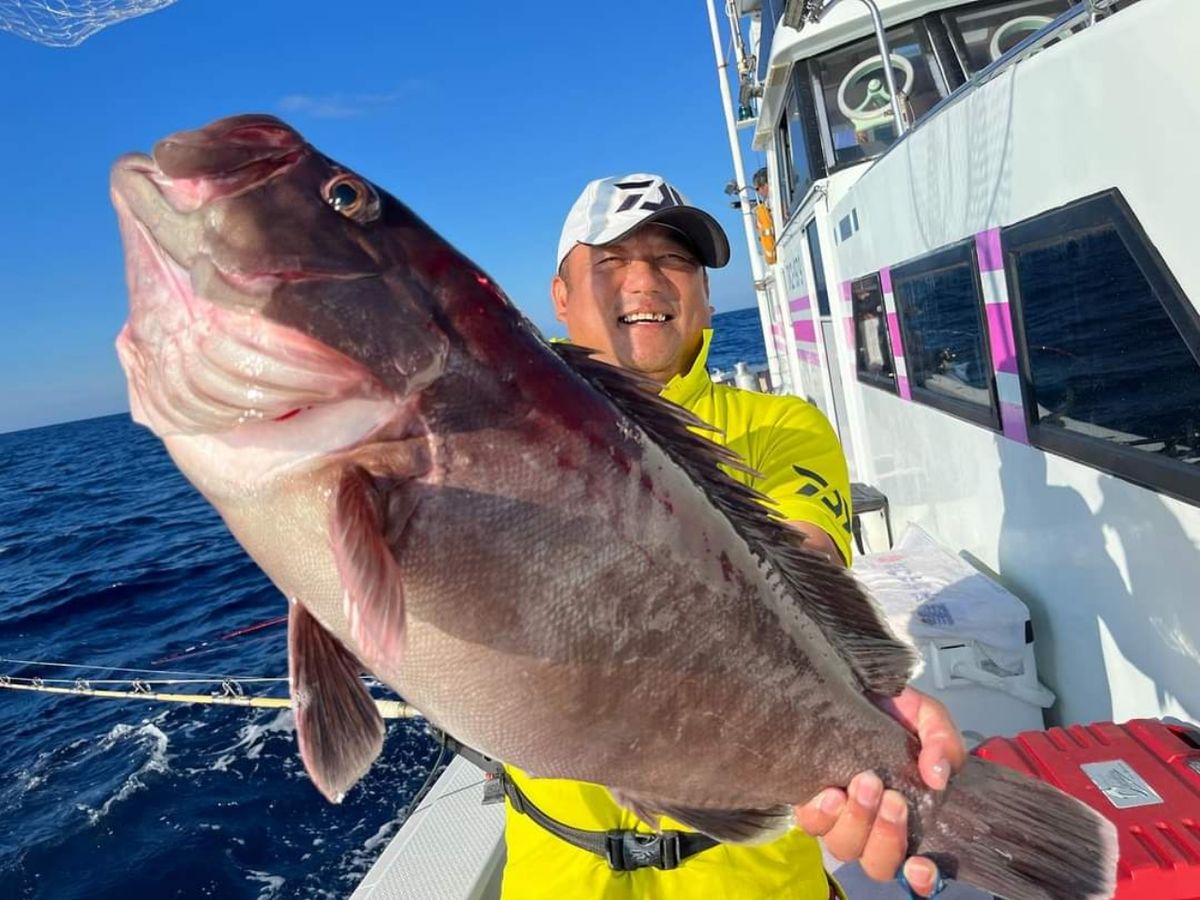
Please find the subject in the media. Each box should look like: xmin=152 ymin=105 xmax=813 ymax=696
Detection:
xmin=0 ymin=657 xmax=418 ymax=720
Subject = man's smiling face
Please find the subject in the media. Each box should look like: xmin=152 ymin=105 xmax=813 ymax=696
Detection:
xmin=552 ymin=224 xmax=712 ymax=384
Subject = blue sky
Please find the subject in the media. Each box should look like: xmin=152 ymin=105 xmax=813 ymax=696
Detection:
xmin=0 ymin=0 xmax=762 ymax=433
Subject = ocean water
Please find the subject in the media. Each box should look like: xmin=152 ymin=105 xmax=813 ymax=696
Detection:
xmin=0 ymin=309 xmax=763 ymax=899
xmin=707 ymin=307 xmax=767 ymax=373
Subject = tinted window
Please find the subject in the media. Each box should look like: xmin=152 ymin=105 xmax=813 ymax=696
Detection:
xmin=813 ymin=23 xmax=947 ymax=167
xmin=1006 ymin=192 xmax=1200 ymax=499
xmin=852 ymin=274 xmax=896 ymax=391
xmin=805 ymin=220 xmax=830 ymax=316
xmin=893 ymin=243 xmax=997 ymax=426
xmin=777 ymin=68 xmax=821 ymax=217
xmin=943 ymin=0 xmax=1073 ymax=75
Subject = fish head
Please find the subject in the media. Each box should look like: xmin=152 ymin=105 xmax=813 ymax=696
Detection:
xmin=110 ymin=114 xmax=451 ymax=484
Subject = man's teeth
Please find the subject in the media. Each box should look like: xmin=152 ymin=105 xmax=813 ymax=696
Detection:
xmin=619 ymin=313 xmax=670 ymax=324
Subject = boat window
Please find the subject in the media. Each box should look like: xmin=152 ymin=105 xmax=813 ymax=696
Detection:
xmin=813 ymin=23 xmax=947 ymax=168
xmin=776 ymin=67 xmax=823 ymax=218
xmin=942 ymin=0 xmax=1074 ymax=76
xmin=1004 ymin=191 xmax=1200 ymax=504
xmin=892 ymin=241 xmax=999 ymax=428
xmin=805 ymin=220 xmax=830 ymax=316
xmin=852 ymin=273 xmax=897 ymax=392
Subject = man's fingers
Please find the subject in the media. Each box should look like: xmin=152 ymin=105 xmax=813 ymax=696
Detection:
xmin=820 ymin=772 xmax=882 ymax=861
xmin=796 ymin=787 xmax=846 ymax=836
xmin=858 ymin=790 xmax=909 ymax=882
xmin=918 ymin=740 xmax=953 ymax=791
xmin=902 ymin=857 xmax=942 ymax=898
xmin=880 ymin=687 xmax=966 ymax=791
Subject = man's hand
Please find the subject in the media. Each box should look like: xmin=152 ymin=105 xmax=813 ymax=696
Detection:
xmin=795 ymin=688 xmax=966 ymax=897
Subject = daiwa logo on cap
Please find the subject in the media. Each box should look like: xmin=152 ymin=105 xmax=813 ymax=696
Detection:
xmin=556 ymin=172 xmax=732 ymax=269
xmin=612 ymin=178 xmax=685 ymax=213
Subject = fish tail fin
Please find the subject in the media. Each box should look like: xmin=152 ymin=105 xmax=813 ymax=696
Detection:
xmin=921 ymin=757 xmax=1118 ymax=900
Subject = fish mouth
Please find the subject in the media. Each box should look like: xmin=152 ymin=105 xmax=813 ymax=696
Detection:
xmin=113 ymin=114 xmax=307 ymax=214
xmin=114 ymin=214 xmax=383 ymax=438
xmin=111 ymin=115 xmax=386 ymax=439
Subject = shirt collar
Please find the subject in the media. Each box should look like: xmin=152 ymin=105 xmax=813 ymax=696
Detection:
xmin=661 ymin=328 xmax=714 ymax=406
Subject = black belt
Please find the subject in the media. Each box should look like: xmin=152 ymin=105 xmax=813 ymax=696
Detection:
xmin=439 ymin=731 xmax=721 ymax=871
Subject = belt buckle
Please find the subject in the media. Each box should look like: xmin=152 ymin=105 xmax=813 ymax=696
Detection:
xmin=605 ymin=830 xmax=682 ymax=871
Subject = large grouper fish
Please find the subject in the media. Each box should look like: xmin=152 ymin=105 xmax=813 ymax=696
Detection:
xmin=110 ymin=114 xmax=1116 ymax=899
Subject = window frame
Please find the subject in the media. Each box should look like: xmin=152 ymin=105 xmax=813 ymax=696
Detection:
xmin=1003 ymin=189 xmax=1200 ymax=506
xmin=804 ymin=218 xmax=831 ymax=317
xmin=809 ymin=17 xmax=951 ymax=176
xmin=851 ymin=272 xmax=899 ymax=394
xmin=940 ymin=0 xmax=1075 ymax=77
xmin=776 ymin=62 xmax=826 ymax=222
xmin=891 ymin=239 xmax=1001 ymax=430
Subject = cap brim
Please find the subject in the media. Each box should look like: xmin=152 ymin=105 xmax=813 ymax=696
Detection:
xmin=611 ymin=206 xmax=731 ymax=269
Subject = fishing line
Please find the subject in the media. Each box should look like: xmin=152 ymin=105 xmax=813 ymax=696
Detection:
xmin=0 ymin=656 xmax=267 ymax=680
xmin=152 ymin=614 xmax=288 ymax=665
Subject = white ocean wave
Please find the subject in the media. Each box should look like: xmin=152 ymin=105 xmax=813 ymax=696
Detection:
xmin=210 ymin=753 xmax=238 ymax=773
xmin=77 ymin=719 xmax=171 ymax=825
xmin=336 ymin=815 xmax=403 ymax=886
xmin=245 ymin=869 xmax=285 ymax=899
xmin=217 ymin=708 xmax=295 ymax=761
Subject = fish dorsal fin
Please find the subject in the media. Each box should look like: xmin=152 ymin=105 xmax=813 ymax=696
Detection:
xmin=552 ymin=343 xmax=915 ymax=695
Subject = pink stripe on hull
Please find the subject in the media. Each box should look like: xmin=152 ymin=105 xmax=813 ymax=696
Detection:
xmin=1000 ymin=402 xmax=1028 ymax=444
xmin=841 ymin=281 xmax=853 ymax=302
xmin=793 ymin=320 xmax=817 ymax=343
xmin=790 ymin=295 xmax=811 ymax=313
xmin=897 ymin=374 xmax=911 ymax=401
xmin=879 ymin=266 xmax=893 ymax=296
xmin=986 ymin=302 xmax=1018 ymax=375
xmin=845 ymin=317 xmax=856 ymax=346
xmin=886 ymin=312 xmax=904 ymax=361
xmin=976 ymin=227 xmax=1004 ymax=273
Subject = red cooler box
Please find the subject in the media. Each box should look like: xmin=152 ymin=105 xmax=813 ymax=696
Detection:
xmin=974 ymin=719 xmax=1200 ymax=899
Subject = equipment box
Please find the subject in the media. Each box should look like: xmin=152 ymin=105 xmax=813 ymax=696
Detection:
xmin=975 ymin=719 xmax=1200 ymax=900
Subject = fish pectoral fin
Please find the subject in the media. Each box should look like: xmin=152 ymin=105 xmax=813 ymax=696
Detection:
xmin=332 ymin=464 xmax=412 ymax=667
xmin=610 ymin=789 xmax=793 ymax=845
xmin=288 ymin=600 xmax=385 ymax=803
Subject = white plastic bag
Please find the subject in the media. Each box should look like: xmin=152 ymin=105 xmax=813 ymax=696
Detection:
xmin=853 ymin=524 xmax=1032 ymax=674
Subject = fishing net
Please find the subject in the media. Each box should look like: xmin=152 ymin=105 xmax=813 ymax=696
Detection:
xmin=0 ymin=0 xmax=179 ymax=47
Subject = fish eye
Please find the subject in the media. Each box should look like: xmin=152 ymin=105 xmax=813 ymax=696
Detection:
xmin=323 ymin=173 xmax=380 ymax=224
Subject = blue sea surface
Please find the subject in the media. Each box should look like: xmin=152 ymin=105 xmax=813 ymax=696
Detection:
xmin=0 ymin=311 xmax=762 ymax=899
xmin=707 ymin=307 xmax=767 ymax=374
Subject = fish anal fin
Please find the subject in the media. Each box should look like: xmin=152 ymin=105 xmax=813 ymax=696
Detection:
xmin=332 ymin=464 xmax=412 ymax=668
xmin=288 ymin=601 xmax=384 ymax=803
xmin=553 ymin=343 xmax=915 ymax=695
xmin=610 ymin=788 xmax=793 ymax=845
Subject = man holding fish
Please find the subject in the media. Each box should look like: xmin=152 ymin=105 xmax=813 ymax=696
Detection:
xmin=499 ymin=173 xmax=964 ymax=899
xmin=111 ymin=117 xmax=1117 ymax=900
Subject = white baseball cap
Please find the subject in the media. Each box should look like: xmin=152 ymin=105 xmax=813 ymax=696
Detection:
xmin=556 ymin=173 xmax=730 ymax=271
